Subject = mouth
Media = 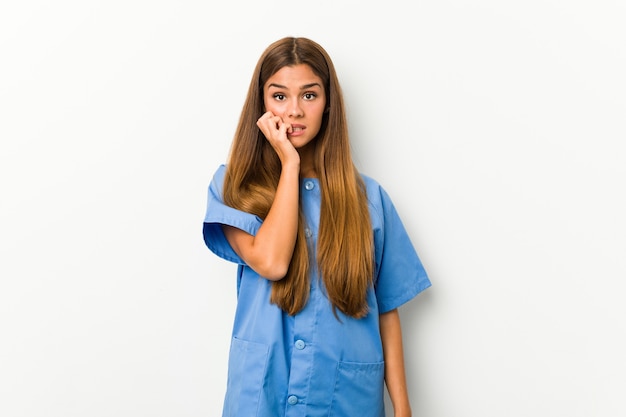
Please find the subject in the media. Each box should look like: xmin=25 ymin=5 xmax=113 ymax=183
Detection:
xmin=289 ymin=125 xmax=306 ymax=136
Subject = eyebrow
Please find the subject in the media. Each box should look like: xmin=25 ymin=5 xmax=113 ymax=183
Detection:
xmin=267 ymin=82 xmax=322 ymax=90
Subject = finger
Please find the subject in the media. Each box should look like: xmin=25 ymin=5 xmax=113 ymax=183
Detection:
xmin=281 ymin=122 xmax=292 ymax=135
xmin=258 ymin=113 xmax=280 ymax=131
xmin=257 ymin=117 xmax=275 ymax=139
xmin=257 ymin=112 xmax=271 ymax=125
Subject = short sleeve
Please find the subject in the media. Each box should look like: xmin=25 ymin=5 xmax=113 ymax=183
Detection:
xmin=370 ymin=183 xmax=431 ymax=313
xmin=202 ymin=164 xmax=263 ymax=264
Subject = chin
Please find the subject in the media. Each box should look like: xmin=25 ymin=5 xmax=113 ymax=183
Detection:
xmin=291 ymin=137 xmax=315 ymax=149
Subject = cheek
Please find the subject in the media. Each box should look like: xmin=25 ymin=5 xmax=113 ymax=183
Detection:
xmin=264 ymin=100 xmax=283 ymax=115
xmin=262 ymin=93 xmax=273 ymax=111
xmin=311 ymin=105 xmax=326 ymax=124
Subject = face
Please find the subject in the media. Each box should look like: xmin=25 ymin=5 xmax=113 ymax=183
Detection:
xmin=263 ymin=64 xmax=326 ymax=149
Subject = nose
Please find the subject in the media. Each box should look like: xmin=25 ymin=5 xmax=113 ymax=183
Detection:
xmin=288 ymin=99 xmax=303 ymax=118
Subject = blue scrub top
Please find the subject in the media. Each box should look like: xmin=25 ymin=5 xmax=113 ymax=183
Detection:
xmin=203 ymin=164 xmax=431 ymax=417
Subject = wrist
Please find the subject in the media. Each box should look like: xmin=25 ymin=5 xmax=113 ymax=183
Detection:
xmin=280 ymin=160 xmax=300 ymax=175
xmin=394 ymin=407 xmax=412 ymax=417
xmin=392 ymin=400 xmax=412 ymax=417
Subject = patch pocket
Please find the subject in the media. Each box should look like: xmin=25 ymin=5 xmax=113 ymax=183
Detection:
xmin=222 ymin=337 xmax=269 ymax=416
xmin=329 ymin=361 xmax=385 ymax=416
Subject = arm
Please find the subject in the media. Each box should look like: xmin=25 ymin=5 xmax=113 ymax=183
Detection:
xmin=380 ymin=308 xmax=412 ymax=417
xmin=222 ymin=112 xmax=300 ymax=281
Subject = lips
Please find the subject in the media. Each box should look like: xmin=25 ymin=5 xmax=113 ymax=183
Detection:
xmin=290 ymin=125 xmax=306 ymax=135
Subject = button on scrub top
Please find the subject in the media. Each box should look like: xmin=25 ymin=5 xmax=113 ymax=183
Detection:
xmin=203 ymin=164 xmax=431 ymax=417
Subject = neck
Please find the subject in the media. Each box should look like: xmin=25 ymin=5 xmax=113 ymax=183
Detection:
xmin=297 ymin=142 xmax=317 ymax=178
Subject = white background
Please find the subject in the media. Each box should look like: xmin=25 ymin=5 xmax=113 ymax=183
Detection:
xmin=1 ymin=1 xmax=625 ymax=416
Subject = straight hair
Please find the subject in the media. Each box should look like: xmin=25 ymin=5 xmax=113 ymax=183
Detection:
xmin=222 ymin=37 xmax=374 ymax=318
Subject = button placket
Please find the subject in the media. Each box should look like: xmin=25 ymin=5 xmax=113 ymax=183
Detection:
xmin=284 ymin=178 xmax=317 ymax=412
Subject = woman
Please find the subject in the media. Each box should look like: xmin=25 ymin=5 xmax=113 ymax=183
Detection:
xmin=203 ymin=36 xmax=431 ymax=416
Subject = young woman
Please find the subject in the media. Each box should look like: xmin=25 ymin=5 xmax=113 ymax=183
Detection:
xmin=203 ymin=36 xmax=431 ymax=417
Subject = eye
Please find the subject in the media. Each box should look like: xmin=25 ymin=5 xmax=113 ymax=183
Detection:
xmin=303 ymin=92 xmax=317 ymax=100
xmin=273 ymin=93 xmax=286 ymax=101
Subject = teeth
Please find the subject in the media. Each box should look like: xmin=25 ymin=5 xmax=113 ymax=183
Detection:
xmin=292 ymin=127 xmax=303 ymax=132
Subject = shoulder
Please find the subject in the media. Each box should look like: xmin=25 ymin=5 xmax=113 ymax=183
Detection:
xmin=212 ymin=163 xmax=227 ymax=180
xmin=359 ymin=173 xmax=395 ymax=222
xmin=208 ymin=163 xmax=228 ymax=193
xmin=360 ymin=173 xmax=381 ymax=189
xmin=360 ymin=173 xmax=390 ymax=204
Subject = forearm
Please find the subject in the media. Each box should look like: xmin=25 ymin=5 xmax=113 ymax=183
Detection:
xmin=223 ymin=161 xmax=300 ymax=280
xmin=254 ymin=162 xmax=300 ymax=276
xmin=380 ymin=308 xmax=412 ymax=417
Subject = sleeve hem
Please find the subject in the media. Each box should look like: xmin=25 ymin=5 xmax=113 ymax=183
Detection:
xmin=377 ymin=278 xmax=432 ymax=314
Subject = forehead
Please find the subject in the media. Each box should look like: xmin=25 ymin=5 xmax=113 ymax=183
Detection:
xmin=265 ymin=64 xmax=323 ymax=89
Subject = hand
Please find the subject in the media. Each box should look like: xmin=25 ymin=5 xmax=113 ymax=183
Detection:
xmin=257 ymin=111 xmax=299 ymax=166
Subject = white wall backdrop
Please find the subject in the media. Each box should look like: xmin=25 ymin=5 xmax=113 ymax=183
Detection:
xmin=1 ymin=1 xmax=624 ymax=416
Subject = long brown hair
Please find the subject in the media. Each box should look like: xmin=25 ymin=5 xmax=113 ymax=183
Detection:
xmin=223 ymin=37 xmax=374 ymax=318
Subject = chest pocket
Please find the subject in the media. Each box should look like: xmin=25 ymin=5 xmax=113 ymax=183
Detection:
xmin=328 ymin=361 xmax=385 ymax=416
